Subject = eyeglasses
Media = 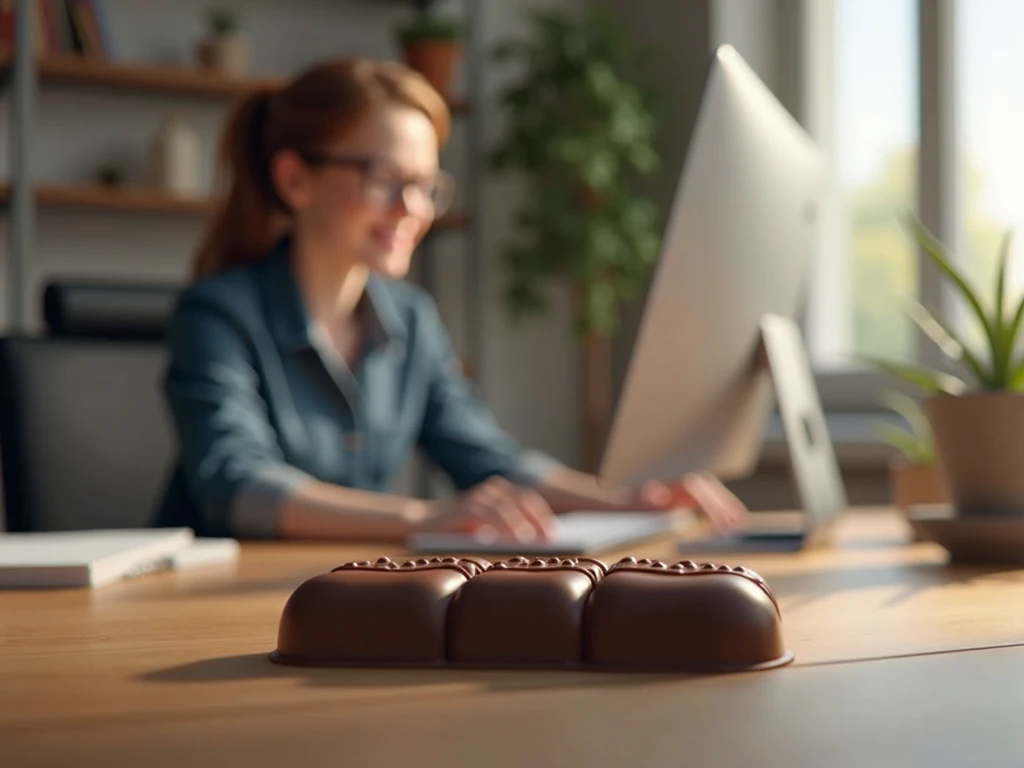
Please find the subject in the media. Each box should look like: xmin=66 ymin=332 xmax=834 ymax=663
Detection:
xmin=297 ymin=151 xmax=455 ymax=219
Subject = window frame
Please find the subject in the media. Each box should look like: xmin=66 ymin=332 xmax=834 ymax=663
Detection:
xmin=796 ymin=0 xmax=960 ymax=411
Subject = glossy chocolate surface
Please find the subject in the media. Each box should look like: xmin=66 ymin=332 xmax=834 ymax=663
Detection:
xmin=448 ymin=557 xmax=605 ymax=665
xmin=273 ymin=555 xmax=790 ymax=672
xmin=584 ymin=558 xmax=786 ymax=670
xmin=275 ymin=557 xmax=486 ymax=665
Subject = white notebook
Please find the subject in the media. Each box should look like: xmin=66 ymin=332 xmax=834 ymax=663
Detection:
xmin=0 ymin=528 xmax=239 ymax=588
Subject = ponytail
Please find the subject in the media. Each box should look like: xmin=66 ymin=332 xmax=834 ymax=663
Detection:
xmin=191 ymin=86 xmax=286 ymax=281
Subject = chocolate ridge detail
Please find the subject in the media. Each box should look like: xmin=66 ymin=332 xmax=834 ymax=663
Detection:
xmin=488 ymin=556 xmax=608 ymax=585
xmin=332 ymin=556 xmax=491 ymax=580
xmin=608 ymin=558 xmax=779 ymax=613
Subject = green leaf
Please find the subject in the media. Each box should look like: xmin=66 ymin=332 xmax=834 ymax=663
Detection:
xmin=1008 ymin=354 xmax=1024 ymax=391
xmin=581 ymin=153 xmax=618 ymax=191
xmin=1002 ymin=292 xmax=1024 ymax=373
xmin=904 ymin=299 xmax=991 ymax=386
xmin=871 ymin=422 xmax=934 ymax=466
xmin=629 ymin=144 xmax=660 ymax=175
xmin=996 ymin=230 xmax=1011 ymax=325
xmin=861 ymin=355 xmax=966 ymax=395
xmin=902 ymin=212 xmax=1000 ymax=372
xmin=992 ymin=230 xmax=1015 ymax=382
xmin=879 ymin=390 xmax=933 ymax=447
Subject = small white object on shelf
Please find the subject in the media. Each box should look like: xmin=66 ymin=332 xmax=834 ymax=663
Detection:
xmin=150 ymin=113 xmax=202 ymax=197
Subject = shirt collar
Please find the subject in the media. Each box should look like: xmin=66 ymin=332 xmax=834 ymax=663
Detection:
xmin=260 ymin=237 xmax=407 ymax=355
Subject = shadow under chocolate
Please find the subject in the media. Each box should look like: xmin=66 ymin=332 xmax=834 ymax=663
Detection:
xmin=138 ymin=653 xmax=726 ymax=694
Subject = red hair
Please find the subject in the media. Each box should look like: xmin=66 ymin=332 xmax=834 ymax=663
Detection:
xmin=191 ymin=58 xmax=450 ymax=280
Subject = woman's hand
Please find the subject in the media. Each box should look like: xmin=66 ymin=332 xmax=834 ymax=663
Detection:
xmin=630 ymin=471 xmax=748 ymax=532
xmin=418 ymin=476 xmax=559 ymax=543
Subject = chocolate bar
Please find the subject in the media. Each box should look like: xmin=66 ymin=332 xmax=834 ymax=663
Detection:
xmin=272 ymin=555 xmax=791 ymax=672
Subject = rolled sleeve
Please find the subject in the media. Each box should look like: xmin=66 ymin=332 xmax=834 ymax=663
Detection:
xmin=508 ymin=448 xmax=564 ymax=486
xmin=164 ymin=300 xmax=314 ymax=538
xmin=228 ymin=463 xmax=313 ymax=539
xmin=417 ymin=299 xmax=563 ymax=490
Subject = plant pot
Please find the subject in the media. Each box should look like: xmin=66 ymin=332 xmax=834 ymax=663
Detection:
xmin=197 ymin=34 xmax=249 ymax=77
xmin=926 ymin=393 xmax=1024 ymax=517
xmin=890 ymin=458 xmax=948 ymax=512
xmin=402 ymin=40 xmax=460 ymax=96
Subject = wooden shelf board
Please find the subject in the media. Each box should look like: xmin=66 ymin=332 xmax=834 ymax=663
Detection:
xmin=0 ymin=54 xmax=469 ymax=110
xmin=0 ymin=183 xmax=215 ymax=214
xmin=0 ymin=183 xmax=471 ymax=227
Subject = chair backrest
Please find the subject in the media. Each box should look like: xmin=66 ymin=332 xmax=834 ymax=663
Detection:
xmin=0 ymin=281 xmax=181 ymax=532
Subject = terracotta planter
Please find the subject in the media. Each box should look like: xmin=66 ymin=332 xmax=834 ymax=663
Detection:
xmin=403 ymin=40 xmax=460 ymax=96
xmin=926 ymin=393 xmax=1024 ymax=516
xmin=890 ymin=458 xmax=948 ymax=512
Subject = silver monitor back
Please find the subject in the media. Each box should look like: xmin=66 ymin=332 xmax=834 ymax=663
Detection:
xmin=599 ymin=45 xmax=826 ymax=490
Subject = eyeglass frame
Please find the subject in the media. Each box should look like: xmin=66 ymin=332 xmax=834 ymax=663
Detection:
xmin=294 ymin=149 xmax=455 ymax=219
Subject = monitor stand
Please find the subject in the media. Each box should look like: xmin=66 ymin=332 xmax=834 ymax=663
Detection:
xmin=680 ymin=313 xmax=848 ymax=554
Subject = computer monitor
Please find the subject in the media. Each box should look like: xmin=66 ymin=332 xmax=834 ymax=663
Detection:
xmin=598 ymin=45 xmax=847 ymax=546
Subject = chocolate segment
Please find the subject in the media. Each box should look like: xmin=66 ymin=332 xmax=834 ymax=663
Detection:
xmin=447 ymin=557 xmax=607 ymax=666
xmin=583 ymin=558 xmax=786 ymax=671
xmin=275 ymin=556 xmax=489 ymax=665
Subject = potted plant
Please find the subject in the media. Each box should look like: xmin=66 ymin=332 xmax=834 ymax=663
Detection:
xmin=197 ymin=7 xmax=249 ymax=77
xmin=872 ymin=214 xmax=1024 ymax=519
xmin=396 ymin=0 xmax=461 ymax=97
xmin=873 ymin=390 xmax=947 ymax=514
xmin=490 ymin=4 xmax=662 ymax=469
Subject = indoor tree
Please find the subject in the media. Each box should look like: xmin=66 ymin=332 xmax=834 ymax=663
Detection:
xmin=490 ymin=3 xmax=663 ymax=468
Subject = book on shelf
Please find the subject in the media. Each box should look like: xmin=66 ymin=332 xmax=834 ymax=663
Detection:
xmin=0 ymin=0 xmax=112 ymax=60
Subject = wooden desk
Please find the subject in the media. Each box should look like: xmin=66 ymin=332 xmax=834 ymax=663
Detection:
xmin=5 ymin=508 xmax=1024 ymax=766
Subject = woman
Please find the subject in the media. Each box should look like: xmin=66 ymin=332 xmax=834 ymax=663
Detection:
xmin=156 ymin=58 xmax=747 ymax=542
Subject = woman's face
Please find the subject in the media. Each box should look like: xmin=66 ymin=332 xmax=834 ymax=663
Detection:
xmin=277 ymin=104 xmax=445 ymax=279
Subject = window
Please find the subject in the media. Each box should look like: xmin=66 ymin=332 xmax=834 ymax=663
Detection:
xmin=807 ymin=0 xmax=919 ymax=371
xmin=957 ymin=0 xmax=1024 ymax=342
xmin=802 ymin=0 xmax=1013 ymax=408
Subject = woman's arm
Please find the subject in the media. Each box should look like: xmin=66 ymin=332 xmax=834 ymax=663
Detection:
xmin=530 ymin=465 xmax=637 ymax=513
xmin=276 ymin=482 xmax=428 ymax=541
xmin=532 ymin=465 xmax=747 ymax=530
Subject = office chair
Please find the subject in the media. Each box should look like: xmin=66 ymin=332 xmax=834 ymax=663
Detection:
xmin=0 ymin=281 xmax=180 ymax=532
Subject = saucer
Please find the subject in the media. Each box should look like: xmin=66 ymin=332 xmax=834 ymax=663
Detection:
xmin=906 ymin=503 xmax=1024 ymax=564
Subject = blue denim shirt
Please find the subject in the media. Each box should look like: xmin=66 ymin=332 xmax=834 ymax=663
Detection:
xmin=156 ymin=238 xmax=560 ymax=538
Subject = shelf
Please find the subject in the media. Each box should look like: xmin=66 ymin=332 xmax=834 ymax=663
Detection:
xmin=0 ymin=182 xmax=214 ymax=214
xmin=2 ymin=53 xmax=280 ymax=98
xmin=0 ymin=53 xmax=469 ymax=110
xmin=0 ymin=182 xmax=471 ymax=228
